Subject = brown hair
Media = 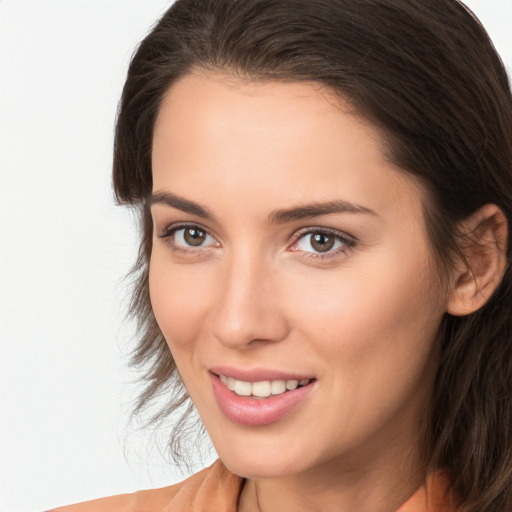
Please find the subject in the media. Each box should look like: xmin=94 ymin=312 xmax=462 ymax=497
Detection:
xmin=113 ymin=1 xmax=512 ymax=510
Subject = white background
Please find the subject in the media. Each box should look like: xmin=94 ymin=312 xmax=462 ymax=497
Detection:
xmin=0 ymin=1 xmax=511 ymax=511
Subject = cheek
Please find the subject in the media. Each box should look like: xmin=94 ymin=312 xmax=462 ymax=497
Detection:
xmin=285 ymin=253 xmax=444 ymax=444
xmin=148 ymin=250 xmax=214 ymax=350
xmin=287 ymin=248 xmax=444 ymax=377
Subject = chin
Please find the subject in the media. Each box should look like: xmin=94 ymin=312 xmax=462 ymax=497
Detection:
xmin=215 ymin=441 xmax=313 ymax=480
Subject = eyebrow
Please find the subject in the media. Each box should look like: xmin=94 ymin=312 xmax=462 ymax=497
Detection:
xmin=150 ymin=191 xmax=213 ymax=219
xmin=150 ymin=191 xmax=377 ymax=223
xmin=269 ymin=200 xmax=378 ymax=223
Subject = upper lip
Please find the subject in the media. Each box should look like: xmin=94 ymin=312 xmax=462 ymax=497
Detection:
xmin=210 ymin=366 xmax=315 ymax=383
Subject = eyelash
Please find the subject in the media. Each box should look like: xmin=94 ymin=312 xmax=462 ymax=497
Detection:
xmin=289 ymin=227 xmax=357 ymax=260
xmin=156 ymin=223 xmax=219 ymax=256
xmin=156 ymin=223 xmax=357 ymax=260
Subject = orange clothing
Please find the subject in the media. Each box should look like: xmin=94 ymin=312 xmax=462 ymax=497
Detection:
xmin=50 ymin=459 xmax=458 ymax=512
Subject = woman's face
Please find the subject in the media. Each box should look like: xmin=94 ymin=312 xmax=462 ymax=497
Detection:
xmin=149 ymin=73 xmax=450 ymax=480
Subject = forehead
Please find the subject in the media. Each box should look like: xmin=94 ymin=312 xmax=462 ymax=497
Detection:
xmin=151 ymin=72 xmax=426 ymax=220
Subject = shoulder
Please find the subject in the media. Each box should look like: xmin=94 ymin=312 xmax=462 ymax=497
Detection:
xmin=48 ymin=460 xmax=244 ymax=512
xmin=47 ymin=483 xmax=182 ymax=512
xmin=397 ymin=470 xmax=460 ymax=512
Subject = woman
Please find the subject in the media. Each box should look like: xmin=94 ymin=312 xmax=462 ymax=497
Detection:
xmin=51 ymin=0 xmax=512 ymax=510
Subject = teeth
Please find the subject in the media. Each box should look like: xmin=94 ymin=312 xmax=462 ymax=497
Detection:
xmin=219 ymin=375 xmax=311 ymax=397
xmin=234 ymin=380 xmax=252 ymax=396
xmin=286 ymin=380 xmax=299 ymax=390
xmin=270 ymin=380 xmax=286 ymax=395
xmin=227 ymin=377 xmax=236 ymax=391
xmin=252 ymin=381 xmax=271 ymax=397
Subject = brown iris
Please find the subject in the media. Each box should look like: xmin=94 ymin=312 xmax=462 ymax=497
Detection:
xmin=184 ymin=227 xmax=206 ymax=246
xmin=310 ymin=232 xmax=335 ymax=252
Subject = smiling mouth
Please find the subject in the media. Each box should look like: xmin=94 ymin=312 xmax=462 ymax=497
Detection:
xmin=210 ymin=371 xmax=317 ymax=426
xmin=217 ymin=374 xmax=314 ymax=398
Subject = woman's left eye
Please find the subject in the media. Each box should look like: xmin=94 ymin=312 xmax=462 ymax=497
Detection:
xmin=291 ymin=229 xmax=355 ymax=256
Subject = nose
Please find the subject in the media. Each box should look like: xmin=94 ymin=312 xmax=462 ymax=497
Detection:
xmin=208 ymin=253 xmax=290 ymax=349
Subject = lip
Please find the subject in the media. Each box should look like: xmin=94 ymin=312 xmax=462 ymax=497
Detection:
xmin=210 ymin=366 xmax=314 ymax=383
xmin=209 ymin=371 xmax=316 ymax=427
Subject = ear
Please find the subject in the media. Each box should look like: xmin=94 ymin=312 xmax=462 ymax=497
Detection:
xmin=447 ymin=204 xmax=508 ymax=316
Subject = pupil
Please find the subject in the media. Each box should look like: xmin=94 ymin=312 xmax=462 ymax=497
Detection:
xmin=184 ymin=228 xmax=206 ymax=246
xmin=311 ymin=233 xmax=334 ymax=252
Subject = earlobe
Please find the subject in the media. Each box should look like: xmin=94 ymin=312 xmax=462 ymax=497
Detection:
xmin=447 ymin=204 xmax=508 ymax=317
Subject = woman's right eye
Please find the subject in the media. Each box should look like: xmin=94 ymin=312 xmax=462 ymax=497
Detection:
xmin=157 ymin=225 xmax=219 ymax=250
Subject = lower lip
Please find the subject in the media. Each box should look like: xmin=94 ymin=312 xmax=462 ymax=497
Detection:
xmin=210 ymin=373 xmax=315 ymax=427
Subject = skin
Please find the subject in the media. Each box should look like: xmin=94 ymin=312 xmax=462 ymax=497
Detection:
xmin=149 ymin=72 xmax=454 ymax=512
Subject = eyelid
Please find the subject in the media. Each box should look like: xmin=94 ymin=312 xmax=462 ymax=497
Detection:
xmin=288 ymin=226 xmax=357 ymax=257
xmin=290 ymin=226 xmax=357 ymax=244
xmin=156 ymin=221 xmax=220 ymax=248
